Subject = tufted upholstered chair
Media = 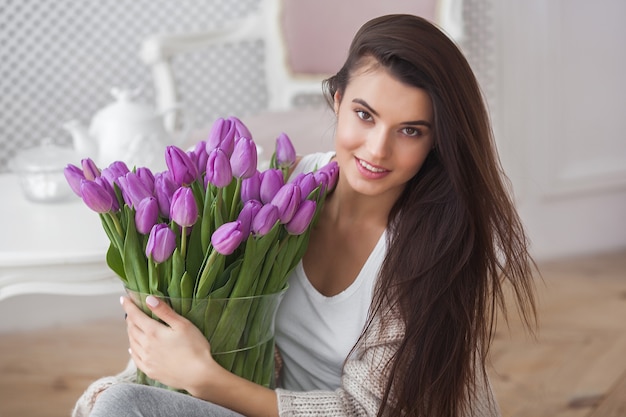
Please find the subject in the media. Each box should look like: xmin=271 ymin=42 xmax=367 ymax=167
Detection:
xmin=140 ymin=0 xmax=463 ymax=157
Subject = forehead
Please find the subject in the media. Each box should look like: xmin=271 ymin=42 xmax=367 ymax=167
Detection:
xmin=343 ymin=62 xmax=433 ymax=121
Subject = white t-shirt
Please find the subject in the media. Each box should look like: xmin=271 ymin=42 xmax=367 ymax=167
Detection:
xmin=274 ymin=152 xmax=387 ymax=391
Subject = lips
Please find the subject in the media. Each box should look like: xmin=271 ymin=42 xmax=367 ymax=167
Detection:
xmin=355 ymin=157 xmax=389 ymax=178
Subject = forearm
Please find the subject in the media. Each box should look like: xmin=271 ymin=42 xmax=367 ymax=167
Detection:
xmin=187 ymin=364 xmax=279 ymax=417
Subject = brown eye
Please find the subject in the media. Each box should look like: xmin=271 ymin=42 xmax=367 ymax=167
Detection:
xmin=356 ymin=110 xmax=373 ymax=122
xmin=402 ymin=127 xmax=422 ymax=137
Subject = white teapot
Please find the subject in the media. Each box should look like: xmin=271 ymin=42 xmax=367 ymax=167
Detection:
xmin=63 ymin=87 xmax=178 ymax=169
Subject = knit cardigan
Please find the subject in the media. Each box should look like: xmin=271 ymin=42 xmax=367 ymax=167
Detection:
xmin=72 ymin=307 xmax=500 ymax=417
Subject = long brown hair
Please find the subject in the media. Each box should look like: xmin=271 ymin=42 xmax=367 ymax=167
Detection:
xmin=324 ymin=15 xmax=537 ymax=416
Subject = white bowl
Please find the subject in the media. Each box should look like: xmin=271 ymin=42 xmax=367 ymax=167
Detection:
xmin=10 ymin=143 xmax=79 ymax=203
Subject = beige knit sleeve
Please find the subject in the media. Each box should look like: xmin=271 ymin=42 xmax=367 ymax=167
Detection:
xmin=276 ymin=316 xmax=402 ymax=416
xmin=275 ymin=314 xmax=502 ymax=417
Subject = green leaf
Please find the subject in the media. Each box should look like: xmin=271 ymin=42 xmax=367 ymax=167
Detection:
xmin=195 ymin=251 xmax=225 ymax=299
xmin=186 ymin=215 xmax=205 ymax=280
xmin=122 ymin=211 xmax=149 ymax=294
xmin=106 ymin=244 xmax=126 ymax=282
xmin=210 ymin=258 xmax=242 ymax=296
xmin=201 ymin=190 xmax=215 ymax=252
xmin=230 ymin=224 xmax=280 ymax=299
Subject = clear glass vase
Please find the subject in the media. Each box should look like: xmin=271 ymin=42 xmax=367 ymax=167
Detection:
xmin=126 ymin=287 xmax=287 ymax=391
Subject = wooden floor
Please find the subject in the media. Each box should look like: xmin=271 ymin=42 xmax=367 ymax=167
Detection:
xmin=1 ymin=250 xmax=625 ymax=417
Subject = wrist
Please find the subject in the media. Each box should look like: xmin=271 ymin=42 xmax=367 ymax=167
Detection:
xmin=184 ymin=353 xmax=224 ymax=399
xmin=187 ymin=364 xmax=279 ymax=417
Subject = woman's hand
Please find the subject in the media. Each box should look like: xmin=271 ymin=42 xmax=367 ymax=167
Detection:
xmin=120 ymin=295 xmax=216 ymax=392
xmin=120 ymin=295 xmax=280 ymax=417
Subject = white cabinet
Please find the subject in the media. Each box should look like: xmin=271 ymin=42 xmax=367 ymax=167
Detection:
xmin=0 ymin=174 xmax=122 ymax=301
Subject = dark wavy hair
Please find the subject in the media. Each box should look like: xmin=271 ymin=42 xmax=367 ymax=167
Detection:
xmin=323 ymin=14 xmax=537 ymax=417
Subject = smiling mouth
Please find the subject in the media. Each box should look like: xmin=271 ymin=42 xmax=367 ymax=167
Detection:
xmin=357 ymin=158 xmax=387 ymax=173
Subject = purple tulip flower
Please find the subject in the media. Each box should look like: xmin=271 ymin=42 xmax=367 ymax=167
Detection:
xmin=211 ymin=221 xmax=244 ymax=255
xmin=165 ymin=145 xmax=199 ymax=186
xmin=276 ymin=132 xmax=296 ymax=168
xmin=135 ymin=197 xmax=159 ymax=234
xmin=237 ymin=199 xmax=263 ymax=238
xmin=136 ymin=167 xmax=155 ymax=192
xmin=190 ymin=140 xmax=209 ymax=175
xmin=81 ymin=158 xmax=100 ymax=181
xmin=170 ymin=187 xmax=198 ymax=228
xmin=95 ymin=177 xmax=120 ymax=212
xmin=241 ymin=171 xmax=261 ymax=202
xmin=118 ymin=172 xmax=153 ymax=208
xmin=205 ymin=148 xmax=233 ymax=188
xmin=64 ymin=164 xmax=86 ymax=197
xmin=229 ymin=116 xmax=252 ymax=141
xmin=271 ymin=183 xmax=301 ymax=223
xmin=285 ymin=200 xmax=316 ymax=235
xmin=146 ymin=223 xmax=177 ymax=263
xmin=292 ymin=172 xmax=318 ymax=201
xmin=154 ymin=171 xmax=178 ymax=218
xmin=251 ymin=204 xmax=279 ymax=236
xmin=318 ymin=161 xmax=339 ymax=191
xmin=259 ymin=169 xmax=284 ymax=204
xmin=80 ymin=179 xmax=113 ymax=213
xmin=101 ymin=161 xmax=130 ymax=188
xmin=231 ymin=137 xmax=258 ymax=179
xmin=206 ymin=118 xmax=235 ymax=156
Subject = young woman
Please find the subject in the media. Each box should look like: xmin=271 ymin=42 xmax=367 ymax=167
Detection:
xmin=76 ymin=14 xmax=536 ymax=417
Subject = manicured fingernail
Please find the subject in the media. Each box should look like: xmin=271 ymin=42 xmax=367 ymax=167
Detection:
xmin=128 ymin=348 xmax=132 ymax=355
xmin=120 ymin=296 xmax=124 ymax=305
xmin=146 ymin=295 xmax=159 ymax=308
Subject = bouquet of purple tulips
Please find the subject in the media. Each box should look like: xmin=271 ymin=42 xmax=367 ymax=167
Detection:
xmin=64 ymin=116 xmax=338 ymax=389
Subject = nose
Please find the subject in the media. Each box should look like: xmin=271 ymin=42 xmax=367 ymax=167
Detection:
xmin=366 ymin=127 xmax=392 ymax=159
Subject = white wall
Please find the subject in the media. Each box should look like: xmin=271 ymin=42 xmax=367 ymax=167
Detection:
xmin=493 ymin=0 xmax=626 ymax=261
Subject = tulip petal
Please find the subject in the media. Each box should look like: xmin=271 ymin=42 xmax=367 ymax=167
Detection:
xmin=211 ymin=221 xmax=244 ymax=255
xmin=81 ymin=158 xmax=101 ymax=181
xmin=231 ymin=137 xmax=258 ymax=179
xmin=285 ymin=200 xmax=316 ymax=235
xmin=170 ymin=187 xmax=198 ymax=227
xmin=251 ymin=204 xmax=279 ymax=236
xmin=146 ymin=223 xmax=176 ymax=263
xmin=271 ymin=183 xmax=301 ymax=223
xmin=259 ymin=169 xmax=284 ymax=204
xmin=64 ymin=164 xmax=86 ymax=197
xmin=80 ymin=179 xmax=113 ymax=213
xmin=206 ymin=148 xmax=233 ymax=188
xmin=135 ymin=197 xmax=159 ymax=234
xmin=276 ymin=133 xmax=296 ymax=168
xmin=165 ymin=145 xmax=199 ymax=186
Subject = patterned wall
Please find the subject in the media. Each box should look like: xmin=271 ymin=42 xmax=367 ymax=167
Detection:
xmin=0 ymin=0 xmax=494 ymax=172
xmin=0 ymin=0 xmax=264 ymax=172
xmin=461 ymin=0 xmax=496 ymax=118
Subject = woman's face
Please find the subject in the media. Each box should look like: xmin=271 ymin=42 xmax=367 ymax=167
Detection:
xmin=333 ymin=63 xmax=435 ymax=203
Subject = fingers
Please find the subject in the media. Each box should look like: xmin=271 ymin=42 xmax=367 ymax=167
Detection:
xmin=143 ymin=295 xmax=182 ymax=328
xmin=120 ymin=295 xmax=187 ymax=331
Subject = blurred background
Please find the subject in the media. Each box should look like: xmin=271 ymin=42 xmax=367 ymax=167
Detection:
xmin=0 ymin=0 xmax=624 ymax=327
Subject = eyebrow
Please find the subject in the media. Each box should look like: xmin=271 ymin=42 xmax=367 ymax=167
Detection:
xmin=352 ymin=98 xmax=432 ymax=128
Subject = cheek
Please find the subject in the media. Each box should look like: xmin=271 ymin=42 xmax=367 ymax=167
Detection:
xmin=334 ymin=119 xmax=364 ymax=151
xmin=398 ymin=143 xmax=433 ymax=176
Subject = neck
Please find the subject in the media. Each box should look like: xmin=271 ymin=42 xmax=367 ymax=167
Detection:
xmin=324 ymin=176 xmax=398 ymax=231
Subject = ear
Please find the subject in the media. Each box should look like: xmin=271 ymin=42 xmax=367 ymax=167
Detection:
xmin=333 ymin=91 xmax=342 ymax=115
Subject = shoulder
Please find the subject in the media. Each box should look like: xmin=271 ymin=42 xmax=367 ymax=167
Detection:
xmin=290 ymin=151 xmax=335 ymax=178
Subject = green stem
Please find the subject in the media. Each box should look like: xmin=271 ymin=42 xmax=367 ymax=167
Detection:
xmin=108 ymin=212 xmax=124 ymax=239
xmin=181 ymin=226 xmax=188 ymax=259
xmin=229 ymin=178 xmax=242 ymax=221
